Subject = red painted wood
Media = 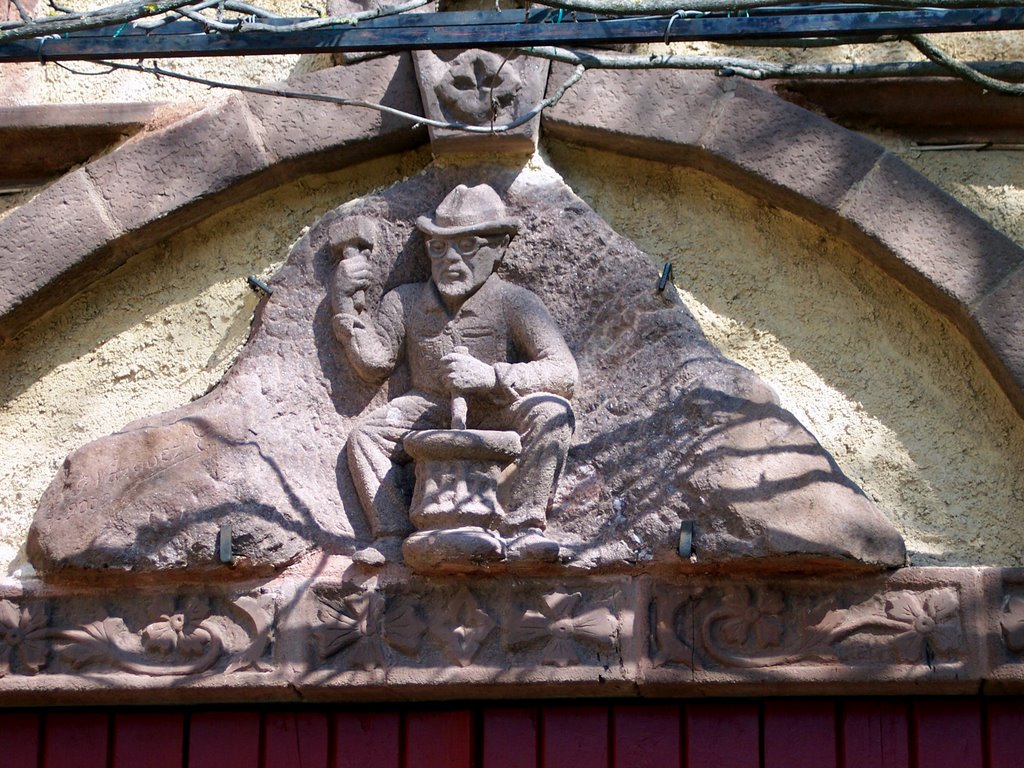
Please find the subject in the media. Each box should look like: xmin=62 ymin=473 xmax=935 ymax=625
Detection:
xmin=42 ymin=711 xmax=109 ymax=768
xmin=188 ymin=711 xmax=261 ymax=768
xmin=0 ymin=712 xmax=42 ymax=768
xmin=333 ymin=711 xmax=401 ymax=768
xmin=912 ymin=700 xmax=983 ymax=768
xmin=988 ymin=699 xmax=1024 ymax=768
xmin=684 ymin=702 xmax=759 ymax=768
xmin=840 ymin=700 xmax=909 ymax=768
xmin=763 ymin=700 xmax=837 ymax=768
xmin=540 ymin=705 xmax=608 ymax=768
xmin=482 ymin=707 xmax=538 ymax=768
xmin=264 ymin=711 xmax=329 ymax=768
xmin=404 ymin=710 xmax=473 ymax=768
xmin=612 ymin=705 xmax=680 ymax=768
xmin=112 ymin=712 xmax=185 ymax=768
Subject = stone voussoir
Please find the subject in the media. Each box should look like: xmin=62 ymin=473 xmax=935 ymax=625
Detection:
xmin=84 ymin=93 xmax=272 ymax=236
xmin=838 ymin=151 xmax=1024 ymax=317
xmin=970 ymin=263 xmax=1024 ymax=403
xmin=245 ymin=53 xmax=426 ymax=176
xmin=542 ymin=63 xmax=727 ymax=165
xmin=697 ymin=78 xmax=886 ymax=218
xmin=0 ymin=167 xmax=123 ymax=341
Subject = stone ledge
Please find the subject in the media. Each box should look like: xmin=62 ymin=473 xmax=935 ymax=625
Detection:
xmin=0 ymin=55 xmax=427 ymax=343
xmin=0 ymin=565 xmax=1019 ymax=704
xmin=542 ymin=64 xmax=1024 ymax=418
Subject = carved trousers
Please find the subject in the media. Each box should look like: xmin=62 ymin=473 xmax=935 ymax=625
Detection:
xmin=346 ymin=391 xmax=575 ymax=538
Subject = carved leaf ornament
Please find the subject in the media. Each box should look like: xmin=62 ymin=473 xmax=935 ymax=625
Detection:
xmin=0 ymin=599 xmax=48 ymax=676
xmin=512 ymin=592 xmax=617 ymax=667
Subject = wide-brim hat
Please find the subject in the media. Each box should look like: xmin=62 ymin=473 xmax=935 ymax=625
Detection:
xmin=416 ymin=183 xmax=521 ymax=238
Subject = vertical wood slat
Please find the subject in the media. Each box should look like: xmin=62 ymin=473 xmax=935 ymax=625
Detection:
xmin=840 ymin=700 xmax=909 ymax=768
xmin=987 ymin=698 xmax=1024 ymax=768
xmin=685 ymin=702 xmax=759 ymax=768
xmin=763 ymin=700 xmax=837 ymax=768
xmin=112 ymin=712 xmax=185 ymax=768
xmin=541 ymin=706 xmax=609 ymax=768
xmin=482 ymin=707 xmax=539 ymax=768
xmin=912 ymin=700 xmax=983 ymax=768
xmin=405 ymin=710 xmax=473 ymax=768
xmin=612 ymin=705 xmax=681 ymax=768
xmin=0 ymin=712 xmax=42 ymax=768
xmin=264 ymin=711 xmax=329 ymax=768
xmin=188 ymin=711 xmax=261 ymax=768
xmin=333 ymin=711 xmax=401 ymax=768
xmin=42 ymin=711 xmax=109 ymax=768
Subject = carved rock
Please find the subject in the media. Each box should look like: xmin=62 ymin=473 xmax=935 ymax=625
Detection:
xmin=28 ymin=165 xmax=905 ymax=575
xmin=412 ymin=49 xmax=549 ymax=154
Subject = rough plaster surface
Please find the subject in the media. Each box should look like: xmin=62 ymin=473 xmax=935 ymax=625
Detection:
xmin=0 ymin=148 xmax=430 ymax=574
xmin=546 ymin=140 xmax=1024 ymax=568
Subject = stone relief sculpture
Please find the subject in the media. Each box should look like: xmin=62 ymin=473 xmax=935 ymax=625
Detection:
xmin=331 ymin=184 xmax=577 ymax=569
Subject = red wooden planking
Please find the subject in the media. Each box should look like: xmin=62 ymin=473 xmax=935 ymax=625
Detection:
xmin=763 ymin=700 xmax=837 ymax=768
xmin=613 ymin=704 xmax=681 ymax=768
xmin=482 ymin=707 xmax=539 ymax=768
xmin=0 ymin=712 xmax=42 ymax=768
xmin=541 ymin=705 xmax=608 ymax=768
xmin=913 ymin=700 xmax=983 ymax=768
xmin=988 ymin=698 xmax=1024 ymax=768
xmin=404 ymin=710 xmax=473 ymax=768
xmin=840 ymin=700 xmax=909 ymax=768
xmin=188 ymin=711 xmax=261 ymax=768
xmin=334 ymin=711 xmax=401 ymax=768
xmin=42 ymin=711 xmax=109 ymax=768
xmin=685 ymin=702 xmax=759 ymax=768
xmin=112 ymin=712 xmax=185 ymax=768
xmin=264 ymin=711 xmax=329 ymax=768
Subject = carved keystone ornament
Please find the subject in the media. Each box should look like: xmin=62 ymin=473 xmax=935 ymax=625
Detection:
xmin=28 ymin=166 xmax=907 ymax=580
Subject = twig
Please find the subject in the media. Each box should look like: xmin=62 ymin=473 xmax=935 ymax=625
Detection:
xmin=10 ymin=0 xmax=33 ymax=23
xmin=909 ymin=33 xmax=1024 ymax=95
xmin=0 ymin=0 xmax=201 ymax=42
xmin=518 ymin=44 xmax=1024 ymax=83
xmin=172 ymin=0 xmax=430 ymax=34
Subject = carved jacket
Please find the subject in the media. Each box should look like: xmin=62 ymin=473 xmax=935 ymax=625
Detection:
xmin=352 ymin=274 xmax=578 ymax=403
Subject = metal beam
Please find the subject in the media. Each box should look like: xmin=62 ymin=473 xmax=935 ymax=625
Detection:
xmin=1 ymin=6 xmax=1023 ymax=63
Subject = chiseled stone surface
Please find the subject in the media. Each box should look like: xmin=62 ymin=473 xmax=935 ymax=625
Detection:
xmin=412 ymin=49 xmax=548 ymax=154
xmin=28 ymin=165 xmax=904 ymax=575
xmin=0 ymin=565 xmax=1017 ymax=702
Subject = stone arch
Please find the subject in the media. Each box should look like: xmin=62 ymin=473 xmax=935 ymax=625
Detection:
xmin=1 ymin=55 xmax=1020 ymax=416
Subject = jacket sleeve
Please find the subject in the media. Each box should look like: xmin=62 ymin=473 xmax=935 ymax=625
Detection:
xmin=493 ymin=287 xmax=578 ymax=400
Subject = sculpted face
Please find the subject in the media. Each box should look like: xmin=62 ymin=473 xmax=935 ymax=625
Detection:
xmin=426 ymin=233 xmax=507 ymax=302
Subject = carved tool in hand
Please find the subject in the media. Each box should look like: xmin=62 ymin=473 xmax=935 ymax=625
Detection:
xmin=451 ymin=344 xmax=469 ymax=430
xmin=328 ymin=215 xmax=377 ymax=313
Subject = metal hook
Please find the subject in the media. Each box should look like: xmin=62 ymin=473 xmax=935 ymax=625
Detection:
xmin=657 ymin=262 xmax=674 ymax=291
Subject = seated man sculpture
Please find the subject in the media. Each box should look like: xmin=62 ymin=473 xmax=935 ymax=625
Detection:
xmin=332 ymin=184 xmax=578 ymax=564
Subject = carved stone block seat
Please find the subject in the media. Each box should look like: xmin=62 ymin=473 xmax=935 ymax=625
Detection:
xmin=402 ymin=427 xmax=522 ymax=571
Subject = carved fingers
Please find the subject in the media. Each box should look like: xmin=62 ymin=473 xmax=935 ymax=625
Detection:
xmin=442 ymin=350 xmax=497 ymax=394
xmin=335 ymin=252 xmax=372 ymax=297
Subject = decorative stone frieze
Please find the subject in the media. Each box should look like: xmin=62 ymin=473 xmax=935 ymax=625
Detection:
xmin=0 ymin=567 xmax=1016 ymax=702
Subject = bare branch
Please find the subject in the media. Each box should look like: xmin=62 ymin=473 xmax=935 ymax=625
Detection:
xmin=0 ymin=0 xmax=201 ymax=42
xmin=169 ymin=0 xmax=429 ymax=33
xmin=908 ymin=34 xmax=1024 ymax=95
xmin=518 ymin=44 xmax=1024 ymax=83
xmin=10 ymin=0 xmax=34 ymax=22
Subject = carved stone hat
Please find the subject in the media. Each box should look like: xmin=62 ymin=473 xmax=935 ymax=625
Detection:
xmin=416 ymin=184 xmax=521 ymax=238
